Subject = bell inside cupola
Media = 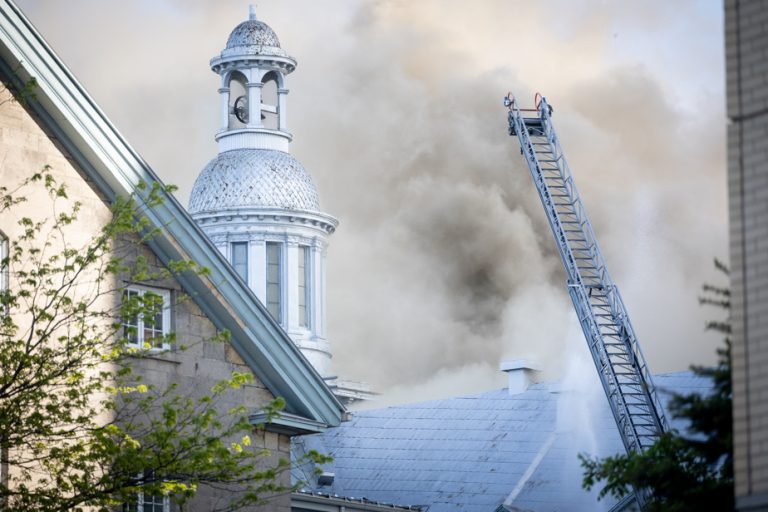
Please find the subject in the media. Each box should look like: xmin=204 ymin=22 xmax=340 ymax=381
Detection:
xmin=228 ymin=71 xmax=248 ymax=127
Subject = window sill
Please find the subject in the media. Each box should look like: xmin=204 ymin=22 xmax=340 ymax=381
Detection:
xmin=127 ymin=351 xmax=182 ymax=365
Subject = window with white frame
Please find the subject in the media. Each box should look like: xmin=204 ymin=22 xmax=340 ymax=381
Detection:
xmin=265 ymin=242 xmax=282 ymax=323
xmin=123 ymin=491 xmax=168 ymax=512
xmin=230 ymin=241 xmax=248 ymax=282
xmin=122 ymin=286 xmax=171 ymax=350
xmin=298 ymin=245 xmax=310 ymax=328
xmin=123 ymin=470 xmax=169 ymax=512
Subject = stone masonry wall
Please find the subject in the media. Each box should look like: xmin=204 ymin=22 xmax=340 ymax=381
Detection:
xmin=121 ymin=238 xmax=293 ymax=512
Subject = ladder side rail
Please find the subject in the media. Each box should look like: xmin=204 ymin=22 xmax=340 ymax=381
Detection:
xmin=567 ymin=284 xmax=641 ymax=454
xmin=534 ymin=102 xmax=646 ymax=449
xmin=537 ymin=98 xmax=668 ymax=437
xmin=602 ymin=283 xmax=668 ymax=437
xmin=613 ymin=289 xmax=670 ymax=433
xmin=540 ymin=103 xmax=610 ymax=287
xmin=540 ymin=102 xmax=643 ymax=346
xmin=545 ymin=127 xmax=668 ymax=439
xmin=508 ymin=97 xmax=642 ymax=452
xmin=508 ymin=102 xmax=581 ymax=289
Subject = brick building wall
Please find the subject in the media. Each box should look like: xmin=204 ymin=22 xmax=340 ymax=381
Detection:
xmin=726 ymin=1 xmax=768 ymax=509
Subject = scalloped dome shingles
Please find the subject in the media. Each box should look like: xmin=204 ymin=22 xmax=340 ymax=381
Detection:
xmin=227 ymin=19 xmax=280 ymax=49
xmin=220 ymin=19 xmax=290 ymax=59
xmin=188 ymin=149 xmax=320 ymax=213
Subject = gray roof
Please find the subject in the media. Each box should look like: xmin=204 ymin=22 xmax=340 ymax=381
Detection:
xmin=294 ymin=371 xmax=711 ymax=512
xmin=188 ymin=149 xmax=320 ymax=213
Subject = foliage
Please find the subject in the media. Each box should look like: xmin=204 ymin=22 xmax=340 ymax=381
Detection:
xmin=580 ymin=259 xmax=734 ymax=511
xmin=0 ymin=70 xmax=36 ymax=108
xmin=0 ymin=171 xmax=329 ymax=511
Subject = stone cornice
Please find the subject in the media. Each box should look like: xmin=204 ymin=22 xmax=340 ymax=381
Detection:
xmin=211 ymin=54 xmax=296 ymax=75
xmin=193 ymin=207 xmax=338 ymax=235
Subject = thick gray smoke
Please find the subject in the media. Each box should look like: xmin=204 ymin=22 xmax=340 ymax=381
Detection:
xmin=18 ymin=0 xmax=728 ymax=404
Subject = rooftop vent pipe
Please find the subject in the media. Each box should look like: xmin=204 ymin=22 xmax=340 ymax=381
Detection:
xmin=500 ymin=360 xmax=541 ymax=395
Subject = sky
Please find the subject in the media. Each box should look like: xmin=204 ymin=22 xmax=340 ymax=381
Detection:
xmin=15 ymin=0 xmax=729 ymax=407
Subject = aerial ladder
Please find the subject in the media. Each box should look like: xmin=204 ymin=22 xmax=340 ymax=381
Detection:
xmin=504 ymin=93 xmax=669 ymax=506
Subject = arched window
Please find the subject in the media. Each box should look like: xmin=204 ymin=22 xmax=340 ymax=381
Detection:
xmin=261 ymin=71 xmax=279 ymax=130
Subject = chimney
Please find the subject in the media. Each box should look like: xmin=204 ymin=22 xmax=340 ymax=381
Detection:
xmin=500 ymin=360 xmax=541 ymax=395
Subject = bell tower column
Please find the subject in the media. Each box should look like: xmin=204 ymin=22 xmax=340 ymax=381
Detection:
xmin=277 ymin=88 xmax=288 ymax=130
xmin=218 ymin=85 xmax=229 ymax=131
xmin=246 ymin=81 xmax=263 ymax=129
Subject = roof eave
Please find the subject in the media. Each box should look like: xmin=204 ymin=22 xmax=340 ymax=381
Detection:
xmin=250 ymin=411 xmax=328 ymax=436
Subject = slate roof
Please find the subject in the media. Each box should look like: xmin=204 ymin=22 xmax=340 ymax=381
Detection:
xmin=294 ymin=371 xmax=712 ymax=512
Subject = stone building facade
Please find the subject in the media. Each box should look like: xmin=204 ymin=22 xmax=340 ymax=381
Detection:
xmin=726 ymin=1 xmax=768 ymax=510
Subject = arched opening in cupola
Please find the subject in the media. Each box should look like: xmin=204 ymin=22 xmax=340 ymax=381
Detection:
xmin=228 ymin=71 xmax=248 ymax=129
xmin=261 ymin=71 xmax=279 ymax=130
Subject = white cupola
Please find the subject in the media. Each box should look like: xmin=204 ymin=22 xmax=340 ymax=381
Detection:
xmin=212 ymin=4 xmax=294 ymax=153
xmin=188 ymin=7 xmax=338 ymax=379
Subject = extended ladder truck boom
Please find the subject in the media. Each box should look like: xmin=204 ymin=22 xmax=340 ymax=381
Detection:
xmin=504 ymin=93 xmax=668 ymax=508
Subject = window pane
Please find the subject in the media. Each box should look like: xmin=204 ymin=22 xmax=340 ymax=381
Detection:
xmin=298 ymin=246 xmax=308 ymax=327
xmin=231 ymin=242 xmax=248 ymax=282
xmin=266 ymin=261 xmax=280 ymax=282
xmin=122 ymin=289 xmax=140 ymax=345
xmin=143 ymin=493 xmax=165 ymax=512
xmin=265 ymin=243 xmax=281 ymax=322
xmin=142 ymin=292 xmax=165 ymax=349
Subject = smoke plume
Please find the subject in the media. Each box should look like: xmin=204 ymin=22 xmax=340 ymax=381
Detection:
xmin=16 ymin=0 xmax=727 ymax=404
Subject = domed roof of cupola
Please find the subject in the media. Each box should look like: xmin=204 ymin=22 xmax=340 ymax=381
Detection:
xmin=218 ymin=8 xmax=291 ymax=60
xmin=188 ymin=149 xmax=321 ymax=214
xmin=226 ymin=19 xmax=281 ymax=49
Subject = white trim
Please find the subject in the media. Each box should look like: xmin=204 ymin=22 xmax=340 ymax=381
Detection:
xmin=130 ymin=491 xmax=169 ymax=512
xmin=122 ymin=285 xmax=172 ymax=352
xmin=124 ymin=470 xmax=170 ymax=512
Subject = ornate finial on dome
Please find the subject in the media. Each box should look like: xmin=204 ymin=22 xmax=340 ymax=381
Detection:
xmin=249 ymin=4 xmax=257 ymax=21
